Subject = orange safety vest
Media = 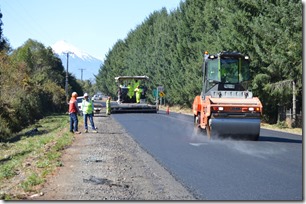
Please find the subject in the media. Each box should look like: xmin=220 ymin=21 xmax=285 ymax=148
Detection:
xmin=69 ymin=98 xmax=77 ymax=113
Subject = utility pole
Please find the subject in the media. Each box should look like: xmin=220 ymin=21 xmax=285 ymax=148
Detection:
xmin=78 ymin=68 xmax=86 ymax=81
xmin=64 ymin=51 xmax=73 ymax=101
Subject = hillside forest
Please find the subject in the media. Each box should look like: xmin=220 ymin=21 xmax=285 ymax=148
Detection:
xmin=0 ymin=0 xmax=303 ymax=140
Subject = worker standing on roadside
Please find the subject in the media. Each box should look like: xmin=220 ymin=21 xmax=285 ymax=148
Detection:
xmin=82 ymin=93 xmax=98 ymax=133
xmin=106 ymin=96 xmax=111 ymax=115
xmin=134 ymin=85 xmax=143 ymax=103
xmin=69 ymin=92 xmax=81 ymax=134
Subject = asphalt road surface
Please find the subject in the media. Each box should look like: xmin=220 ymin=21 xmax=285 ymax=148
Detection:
xmin=111 ymin=111 xmax=302 ymax=200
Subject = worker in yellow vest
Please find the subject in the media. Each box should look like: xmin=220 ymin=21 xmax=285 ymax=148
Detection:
xmin=106 ymin=96 xmax=111 ymax=115
xmin=134 ymin=85 xmax=143 ymax=104
xmin=127 ymin=83 xmax=134 ymax=101
xmin=82 ymin=93 xmax=98 ymax=133
xmin=133 ymin=80 xmax=140 ymax=91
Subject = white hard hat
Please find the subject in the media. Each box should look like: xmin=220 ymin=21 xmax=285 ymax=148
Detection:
xmin=84 ymin=93 xmax=88 ymax=97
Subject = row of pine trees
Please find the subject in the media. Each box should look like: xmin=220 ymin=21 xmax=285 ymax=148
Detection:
xmin=96 ymin=0 xmax=302 ymax=125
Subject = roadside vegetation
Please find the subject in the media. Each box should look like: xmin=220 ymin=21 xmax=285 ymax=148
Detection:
xmin=0 ymin=39 xmax=85 ymax=141
xmin=0 ymin=114 xmax=81 ymax=200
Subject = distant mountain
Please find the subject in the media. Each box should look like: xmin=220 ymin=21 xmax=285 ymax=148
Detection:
xmin=52 ymin=40 xmax=102 ymax=81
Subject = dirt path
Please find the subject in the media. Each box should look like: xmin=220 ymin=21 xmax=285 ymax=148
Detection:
xmin=30 ymin=114 xmax=195 ymax=200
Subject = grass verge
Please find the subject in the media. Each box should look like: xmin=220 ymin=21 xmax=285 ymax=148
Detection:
xmin=0 ymin=114 xmax=83 ymax=200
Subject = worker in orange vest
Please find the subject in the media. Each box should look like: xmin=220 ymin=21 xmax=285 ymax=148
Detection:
xmin=68 ymin=92 xmax=81 ymax=134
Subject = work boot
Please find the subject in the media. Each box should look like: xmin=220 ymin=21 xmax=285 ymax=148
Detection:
xmin=92 ymin=130 xmax=98 ymax=133
xmin=74 ymin=131 xmax=81 ymax=134
xmin=84 ymin=129 xmax=88 ymax=133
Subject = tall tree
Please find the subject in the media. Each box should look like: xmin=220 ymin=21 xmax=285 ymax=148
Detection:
xmin=251 ymin=0 xmax=302 ymax=124
xmin=0 ymin=9 xmax=5 ymax=51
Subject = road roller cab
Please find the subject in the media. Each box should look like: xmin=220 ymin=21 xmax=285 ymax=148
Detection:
xmin=193 ymin=51 xmax=263 ymax=140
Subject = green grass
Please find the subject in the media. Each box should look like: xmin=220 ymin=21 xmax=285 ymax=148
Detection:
xmin=0 ymin=161 xmax=18 ymax=179
xmin=0 ymin=114 xmax=81 ymax=200
xmin=20 ymin=173 xmax=44 ymax=192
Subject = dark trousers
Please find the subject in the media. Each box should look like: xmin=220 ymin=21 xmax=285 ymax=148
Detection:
xmin=84 ymin=113 xmax=96 ymax=130
xmin=69 ymin=112 xmax=78 ymax=132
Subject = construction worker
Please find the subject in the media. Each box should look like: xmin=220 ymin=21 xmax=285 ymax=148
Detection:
xmin=133 ymin=79 xmax=140 ymax=91
xmin=106 ymin=96 xmax=111 ymax=115
xmin=68 ymin=92 xmax=81 ymax=134
xmin=134 ymin=85 xmax=143 ymax=103
xmin=82 ymin=93 xmax=98 ymax=133
xmin=127 ymin=83 xmax=134 ymax=101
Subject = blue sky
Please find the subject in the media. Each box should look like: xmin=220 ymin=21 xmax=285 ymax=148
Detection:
xmin=1 ymin=0 xmax=183 ymax=60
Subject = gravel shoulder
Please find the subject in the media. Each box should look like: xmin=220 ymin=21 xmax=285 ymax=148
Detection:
xmin=30 ymin=114 xmax=195 ymax=200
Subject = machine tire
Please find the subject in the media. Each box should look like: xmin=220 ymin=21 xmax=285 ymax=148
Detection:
xmin=194 ymin=114 xmax=199 ymax=126
xmin=206 ymin=124 xmax=211 ymax=139
xmin=206 ymin=118 xmax=218 ymax=140
xmin=193 ymin=113 xmax=202 ymax=135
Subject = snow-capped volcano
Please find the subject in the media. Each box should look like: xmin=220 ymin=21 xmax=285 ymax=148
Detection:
xmin=52 ymin=40 xmax=94 ymax=61
xmin=51 ymin=40 xmax=102 ymax=81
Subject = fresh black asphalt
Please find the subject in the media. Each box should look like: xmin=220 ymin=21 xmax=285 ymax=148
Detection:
xmin=111 ymin=111 xmax=302 ymax=200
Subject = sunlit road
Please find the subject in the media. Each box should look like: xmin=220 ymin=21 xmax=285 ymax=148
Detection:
xmin=111 ymin=111 xmax=302 ymax=200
